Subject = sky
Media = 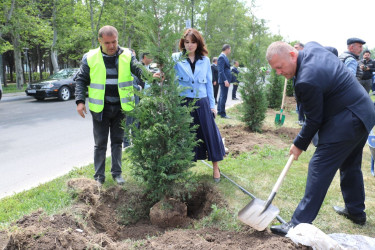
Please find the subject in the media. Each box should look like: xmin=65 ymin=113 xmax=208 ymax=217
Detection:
xmin=251 ymin=0 xmax=375 ymax=54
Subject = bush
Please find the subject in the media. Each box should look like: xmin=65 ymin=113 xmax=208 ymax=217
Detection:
xmin=238 ymin=25 xmax=268 ymax=132
xmin=267 ymin=69 xmax=283 ymax=109
xmin=286 ymin=78 xmax=294 ymax=97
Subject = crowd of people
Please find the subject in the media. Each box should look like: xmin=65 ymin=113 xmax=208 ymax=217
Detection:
xmin=74 ymin=25 xmax=375 ymax=237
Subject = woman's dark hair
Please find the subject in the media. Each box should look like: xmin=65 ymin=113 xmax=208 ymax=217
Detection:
xmin=179 ymin=28 xmax=208 ymax=56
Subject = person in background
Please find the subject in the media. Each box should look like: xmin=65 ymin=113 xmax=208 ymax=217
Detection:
xmin=231 ymin=61 xmax=240 ymax=100
xmin=211 ymin=57 xmax=219 ymax=104
xmin=75 ymin=25 xmax=158 ymax=186
xmin=293 ymin=42 xmax=304 ymax=51
xmin=217 ymin=44 xmax=232 ymax=119
xmin=359 ymin=50 xmax=375 ymax=93
xmin=141 ymin=52 xmax=153 ymax=71
xmin=339 ymin=38 xmax=366 ymax=79
xmin=172 ymin=28 xmax=226 ymax=182
xmin=267 ymin=41 xmax=375 ymax=236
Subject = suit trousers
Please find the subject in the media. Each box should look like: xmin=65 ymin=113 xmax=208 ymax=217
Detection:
xmin=291 ymin=113 xmax=368 ymax=225
xmin=213 ymin=83 xmax=219 ymax=103
xmin=217 ymin=82 xmax=229 ymax=117
xmin=232 ymin=84 xmax=238 ymax=99
xmin=92 ymin=104 xmax=125 ymax=182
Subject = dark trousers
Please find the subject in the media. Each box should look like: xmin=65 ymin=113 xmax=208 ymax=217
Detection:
xmin=232 ymin=84 xmax=238 ymax=99
xmin=92 ymin=104 xmax=125 ymax=182
xmin=217 ymin=82 xmax=229 ymax=117
xmin=291 ymin=115 xmax=368 ymax=225
xmin=213 ymin=83 xmax=219 ymax=104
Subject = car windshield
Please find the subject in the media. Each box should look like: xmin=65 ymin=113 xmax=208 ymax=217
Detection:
xmin=49 ymin=69 xmax=78 ymax=79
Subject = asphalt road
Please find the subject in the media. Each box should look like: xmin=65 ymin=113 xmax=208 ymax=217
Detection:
xmin=0 ymin=94 xmax=94 ymax=199
xmin=0 ymin=86 xmax=240 ymax=199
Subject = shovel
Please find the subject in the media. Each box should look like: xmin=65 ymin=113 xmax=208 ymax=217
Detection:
xmin=275 ymin=78 xmax=288 ymax=126
xmin=238 ymin=154 xmax=294 ymax=231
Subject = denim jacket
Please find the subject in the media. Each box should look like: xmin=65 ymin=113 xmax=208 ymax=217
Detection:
xmin=172 ymin=52 xmax=215 ymax=109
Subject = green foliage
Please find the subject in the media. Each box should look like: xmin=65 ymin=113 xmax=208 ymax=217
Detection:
xmin=125 ymin=0 xmax=198 ymax=203
xmin=238 ymin=19 xmax=268 ymax=132
xmin=286 ymin=78 xmax=294 ymax=97
xmin=267 ymin=69 xmax=283 ymax=109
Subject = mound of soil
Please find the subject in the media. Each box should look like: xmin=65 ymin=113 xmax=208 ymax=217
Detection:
xmin=221 ymin=124 xmax=300 ymax=156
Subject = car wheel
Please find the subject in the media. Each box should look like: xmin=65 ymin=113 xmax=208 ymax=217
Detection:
xmin=35 ymin=96 xmax=45 ymax=101
xmin=58 ymin=86 xmax=71 ymax=101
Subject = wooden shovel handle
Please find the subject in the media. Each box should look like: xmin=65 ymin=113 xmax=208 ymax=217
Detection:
xmin=271 ymin=154 xmax=294 ymax=194
xmin=280 ymin=78 xmax=288 ymax=110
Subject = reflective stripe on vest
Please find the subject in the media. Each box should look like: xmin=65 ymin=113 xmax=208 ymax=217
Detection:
xmin=86 ymin=47 xmax=134 ymax=113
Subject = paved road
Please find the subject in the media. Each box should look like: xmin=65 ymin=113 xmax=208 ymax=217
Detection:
xmin=0 ymin=94 xmax=94 ymax=199
xmin=0 ymin=86 xmax=240 ymax=199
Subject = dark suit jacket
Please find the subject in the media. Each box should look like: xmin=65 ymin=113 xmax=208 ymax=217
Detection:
xmin=294 ymin=42 xmax=375 ymax=150
xmin=231 ymin=66 xmax=239 ymax=83
xmin=217 ymin=53 xmax=231 ymax=83
xmin=211 ymin=63 xmax=218 ymax=83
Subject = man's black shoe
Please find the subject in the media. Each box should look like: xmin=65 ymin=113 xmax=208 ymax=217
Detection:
xmin=221 ymin=115 xmax=231 ymax=119
xmin=270 ymin=222 xmax=295 ymax=236
xmin=333 ymin=206 xmax=366 ymax=225
xmin=232 ymin=97 xmax=239 ymax=100
xmin=96 ymin=179 xmax=104 ymax=187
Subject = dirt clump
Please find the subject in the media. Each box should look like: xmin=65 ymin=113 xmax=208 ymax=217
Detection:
xmin=150 ymin=198 xmax=188 ymax=228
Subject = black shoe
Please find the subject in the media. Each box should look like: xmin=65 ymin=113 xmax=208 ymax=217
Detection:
xmin=333 ymin=206 xmax=366 ymax=225
xmin=232 ymin=97 xmax=239 ymax=100
xmin=270 ymin=222 xmax=295 ymax=236
xmin=221 ymin=115 xmax=231 ymax=119
xmin=113 ymin=175 xmax=125 ymax=185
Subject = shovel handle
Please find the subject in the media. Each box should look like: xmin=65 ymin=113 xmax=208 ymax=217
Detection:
xmin=272 ymin=154 xmax=294 ymax=193
xmin=280 ymin=78 xmax=288 ymax=110
xmin=264 ymin=154 xmax=294 ymax=209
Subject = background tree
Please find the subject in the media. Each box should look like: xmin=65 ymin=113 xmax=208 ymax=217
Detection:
xmin=238 ymin=17 xmax=268 ymax=132
xmin=266 ymin=69 xmax=283 ymax=109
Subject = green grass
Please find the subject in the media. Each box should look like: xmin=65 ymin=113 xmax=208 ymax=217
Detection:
xmin=1 ymin=104 xmax=375 ymax=239
xmin=2 ymin=83 xmax=26 ymax=94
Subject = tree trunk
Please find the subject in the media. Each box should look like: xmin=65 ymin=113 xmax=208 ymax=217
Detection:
xmin=1 ymin=54 xmax=6 ymax=87
xmin=13 ymin=33 xmax=24 ymax=89
xmin=51 ymin=0 xmax=59 ymax=73
xmin=37 ymin=45 xmax=43 ymax=80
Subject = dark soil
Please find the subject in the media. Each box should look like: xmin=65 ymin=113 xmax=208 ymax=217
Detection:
xmin=0 ymin=100 xmax=306 ymax=249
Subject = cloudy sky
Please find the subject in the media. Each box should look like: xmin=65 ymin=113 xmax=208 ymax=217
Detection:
xmin=251 ymin=0 xmax=375 ymax=54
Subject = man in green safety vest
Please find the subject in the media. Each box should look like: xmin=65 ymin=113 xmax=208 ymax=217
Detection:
xmin=75 ymin=25 xmax=158 ymax=187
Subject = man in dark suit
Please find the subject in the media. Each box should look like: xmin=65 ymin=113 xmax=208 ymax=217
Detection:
xmin=217 ymin=44 xmax=232 ymax=118
xmin=266 ymin=41 xmax=375 ymax=236
xmin=231 ymin=61 xmax=240 ymax=100
xmin=211 ymin=57 xmax=219 ymax=104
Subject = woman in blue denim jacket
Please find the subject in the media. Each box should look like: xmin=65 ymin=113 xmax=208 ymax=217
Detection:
xmin=173 ymin=28 xmax=226 ymax=182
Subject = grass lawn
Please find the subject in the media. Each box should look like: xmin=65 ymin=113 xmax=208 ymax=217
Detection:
xmin=1 ymin=104 xmax=375 ymax=238
xmin=2 ymin=83 xmax=26 ymax=94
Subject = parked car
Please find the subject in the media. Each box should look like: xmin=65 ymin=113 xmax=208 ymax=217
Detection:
xmin=25 ymin=68 xmax=79 ymax=101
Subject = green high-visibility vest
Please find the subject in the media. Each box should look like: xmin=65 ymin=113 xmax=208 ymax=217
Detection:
xmin=86 ymin=47 xmax=134 ymax=113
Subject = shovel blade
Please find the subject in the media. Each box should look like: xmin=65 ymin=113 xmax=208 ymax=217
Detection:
xmin=238 ymin=198 xmax=280 ymax=231
xmin=275 ymin=114 xmax=285 ymax=125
